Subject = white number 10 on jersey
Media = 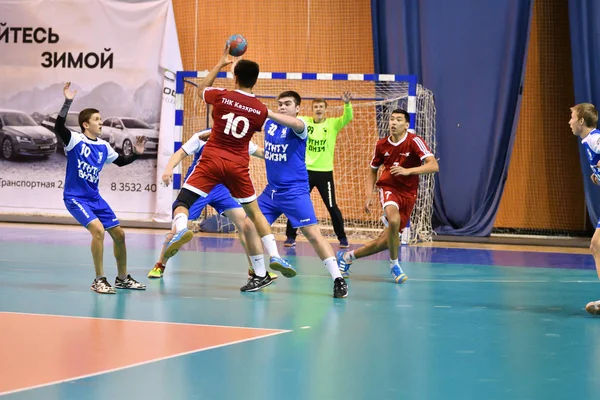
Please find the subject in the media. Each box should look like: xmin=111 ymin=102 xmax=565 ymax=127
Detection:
xmin=222 ymin=113 xmax=250 ymax=138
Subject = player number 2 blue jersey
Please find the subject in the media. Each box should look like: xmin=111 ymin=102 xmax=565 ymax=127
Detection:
xmin=263 ymin=119 xmax=309 ymax=192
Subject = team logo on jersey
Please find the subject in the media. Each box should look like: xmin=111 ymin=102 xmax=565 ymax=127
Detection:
xmin=400 ymin=152 xmax=410 ymax=157
xmin=98 ymin=152 xmax=103 ymax=163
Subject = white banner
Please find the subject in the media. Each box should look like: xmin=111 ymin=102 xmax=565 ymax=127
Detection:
xmin=0 ymin=0 xmax=180 ymax=222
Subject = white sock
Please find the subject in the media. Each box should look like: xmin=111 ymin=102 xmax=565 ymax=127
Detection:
xmin=345 ymin=250 xmax=356 ymax=262
xmin=323 ymin=257 xmax=342 ymax=280
xmin=390 ymin=259 xmax=403 ymax=273
xmin=173 ymin=213 xmax=188 ymax=232
xmin=261 ymin=234 xmax=280 ymax=258
xmin=250 ymin=254 xmax=266 ymax=277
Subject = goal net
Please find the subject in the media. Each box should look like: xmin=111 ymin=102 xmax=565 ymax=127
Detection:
xmin=174 ymin=71 xmax=436 ymax=244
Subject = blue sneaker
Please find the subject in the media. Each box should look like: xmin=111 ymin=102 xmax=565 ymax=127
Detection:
xmin=163 ymin=228 xmax=194 ymax=259
xmin=336 ymin=250 xmax=352 ymax=278
xmin=269 ymin=256 xmax=297 ymax=278
xmin=390 ymin=264 xmax=408 ymax=283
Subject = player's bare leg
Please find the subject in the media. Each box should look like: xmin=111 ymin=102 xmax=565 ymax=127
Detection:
xmin=385 ymin=205 xmax=401 ymax=261
xmin=585 ymin=228 xmax=600 ymax=314
xmin=225 ymin=208 xmax=278 ymax=281
xmin=336 ymin=207 xmax=406 ymax=283
xmin=242 ymin=200 xmax=296 ymax=278
xmin=237 ymin=217 xmax=276 ymax=292
xmin=87 ymin=220 xmax=106 ymax=279
xmin=107 ymin=226 xmax=127 ymax=278
xmin=107 ymin=226 xmax=145 ymax=290
xmin=86 ymin=220 xmax=114 ymax=294
xmin=382 ymin=205 xmax=407 ymax=283
xmin=300 ymin=224 xmax=348 ymax=298
xmin=147 ymin=230 xmax=173 ymax=278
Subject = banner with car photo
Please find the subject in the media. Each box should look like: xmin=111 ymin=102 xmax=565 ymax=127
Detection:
xmin=0 ymin=0 xmax=180 ymax=223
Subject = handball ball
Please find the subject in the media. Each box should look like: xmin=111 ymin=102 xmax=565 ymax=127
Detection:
xmin=227 ymin=34 xmax=247 ymax=57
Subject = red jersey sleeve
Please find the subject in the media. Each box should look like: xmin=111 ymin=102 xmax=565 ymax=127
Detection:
xmin=370 ymin=141 xmax=384 ymax=168
xmin=202 ymin=87 xmax=225 ymax=105
xmin=411 ymin=135 xmax=433 ymax=160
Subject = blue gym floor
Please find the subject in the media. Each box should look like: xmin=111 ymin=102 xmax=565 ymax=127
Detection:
xmin=1 ymin=223 xmax=599 ymax=400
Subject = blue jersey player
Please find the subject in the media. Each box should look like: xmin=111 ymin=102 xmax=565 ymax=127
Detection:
xmin=147 ymin=128 xmax=277 ymax=281
xmin=243 ymin=91 xmax=348 ymax=298
xmin=570 ymin=103 xmax=600 ymax=315
xmin=54 ymin=82 xmax=146 ymax=294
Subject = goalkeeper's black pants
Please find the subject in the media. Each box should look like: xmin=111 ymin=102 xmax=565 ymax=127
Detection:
xmin=285 ymin=170 xmax=347 ymax=241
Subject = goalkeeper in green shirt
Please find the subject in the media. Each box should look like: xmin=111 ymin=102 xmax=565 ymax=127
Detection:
xmin=284 ymin=92 xmax=353 ymax=248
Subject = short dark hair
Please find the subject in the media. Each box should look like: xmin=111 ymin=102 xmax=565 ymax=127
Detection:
xmin=391 ymin=108 xmax=410 ymax=124
xmin=234 ymin=59 xmax=260 ymax=88
xmin=277 ymin=91 xmax=301 ymax=106
xmin=312 ymin=98 xmax=327 ymax=107
xmin=79 ymin=108 xmax=100 ymax=132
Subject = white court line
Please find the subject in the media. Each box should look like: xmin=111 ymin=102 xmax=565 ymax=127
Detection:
xmin=1 ymin=259 xmax=597 ymax=284
xmin=0 ymin=312 xmax=291 ymax=397
xmin=0 ymin=311 xmax=290 ymax=332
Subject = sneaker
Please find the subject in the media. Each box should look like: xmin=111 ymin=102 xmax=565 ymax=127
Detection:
xmin=163 ymin=228 xmax=194 ymax=259
xmin=148 ymin=263 xmax=165 ymax=279
xmin=333 ymin=277 xmax=348 ymax=298
xmin=115 ymin=274 xmax=147 ymax=290
xmin=586 ymin=300 xmax=600 ymax=315
xmin=283 ymin=237 xmax=296 ymax=247
xmin=248 ymin=268 xmax=278 ymax=280
xmin=336 ymin=250 xmax=352 ymax=278
xmin=91 ymin=277 xmax=116 ymax=294
xmin=240 ymin=273 xmax=273 ymax=292
xmin=390 ymin=265 xmax=408 ymax=284
xmin=269 ymin=256 xmax=297 ymax=278
xmin=339 ymin=238 xmax=349 ymax=248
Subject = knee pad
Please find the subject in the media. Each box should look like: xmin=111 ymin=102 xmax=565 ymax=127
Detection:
xmin=172 ymin=188 xmax=199 ymax=212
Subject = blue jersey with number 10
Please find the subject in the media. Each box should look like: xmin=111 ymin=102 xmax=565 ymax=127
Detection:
xmin=63 ymin=132 xmax=118 ymax=200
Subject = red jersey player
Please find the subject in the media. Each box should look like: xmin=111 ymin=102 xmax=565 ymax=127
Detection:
xmin=164 ymin=46 xmax=295 ymax=292
xmin=336 ymin=108 xmax=439 ymax=283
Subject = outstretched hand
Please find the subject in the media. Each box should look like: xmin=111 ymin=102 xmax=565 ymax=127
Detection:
xmin=342 ymin=91 xmax=353 ymax=104
xmin=219 ymin=44 xmax=234 ymax=68
xmin=63 ymin=82 xmax=77 ymax=100
xmin=133 ymin=135 xmax=147 ymax=155
xmin=162 ymin=168 xmax=173 ymax=187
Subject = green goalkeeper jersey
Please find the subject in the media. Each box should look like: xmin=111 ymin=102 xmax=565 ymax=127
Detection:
xmin=301 ymin=103 xmax=353 ymax=172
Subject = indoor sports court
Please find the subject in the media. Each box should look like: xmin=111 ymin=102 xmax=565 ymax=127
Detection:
xmin=2 ymin=0 xmax=600 ymax=399
xmin=1 ymin=223 xmax=599 ymax=400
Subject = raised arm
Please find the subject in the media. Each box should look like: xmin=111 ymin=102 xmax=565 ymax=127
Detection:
xmin=198 ymin=45 xmax=233 ymax=94
xmin=332 ymin=92 xmax=354 ymax=131
xmin=267 ymin=110 xmax=305 ymax=133
xmin=54 ymin=82 xmax=76 ymax=145
xmin=161 ymin=148 xmax=188 ymax=186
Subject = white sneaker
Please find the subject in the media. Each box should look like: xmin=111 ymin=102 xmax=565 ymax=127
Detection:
xmin=91 ymin=277 xmax=116 ymax=294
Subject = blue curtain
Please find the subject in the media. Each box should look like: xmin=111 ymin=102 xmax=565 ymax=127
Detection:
xmin=371 ymin=0 xmax=533 ymax=236
xmin=569 ymin=0 xmax=600 ymax=227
